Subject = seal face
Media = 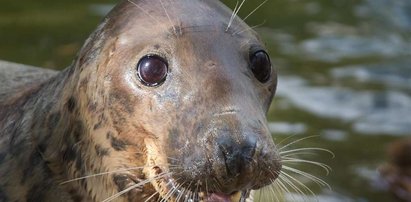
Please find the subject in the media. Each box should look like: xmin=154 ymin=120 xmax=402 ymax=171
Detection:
xmin=0 ymin=0 xmax=281 ymax=201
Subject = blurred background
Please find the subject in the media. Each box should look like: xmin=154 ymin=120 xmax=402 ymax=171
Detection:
xmin=1 ymin=0 xmax=410 ymax=201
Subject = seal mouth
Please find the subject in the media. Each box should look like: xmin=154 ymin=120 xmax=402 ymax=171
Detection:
xmin=151 ymin=167 xmax=249 ymax=202
xmin=205 ymin=191 xmax=245 ymax=202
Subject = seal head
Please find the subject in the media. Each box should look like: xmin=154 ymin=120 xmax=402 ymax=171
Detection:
xmin=68 ymin=0 xmax=282 ymax=201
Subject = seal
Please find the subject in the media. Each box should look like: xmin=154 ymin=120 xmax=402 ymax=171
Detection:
xmin=0 ymin=0 xmax=281 ymax=201
xmin=379 ymin=138 xmax=411 ymax=201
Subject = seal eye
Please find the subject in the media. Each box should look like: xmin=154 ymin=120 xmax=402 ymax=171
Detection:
xmin=137 ymin=55 xmax=168 ymax=87
xmin=250 ymin=50 xmax=271 ymax=83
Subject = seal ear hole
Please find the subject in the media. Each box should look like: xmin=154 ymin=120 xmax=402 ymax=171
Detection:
xmin=136 ymin=55 xmax=168 ymax=87
xmin=249 ymin=50 xmax=272 ymax=83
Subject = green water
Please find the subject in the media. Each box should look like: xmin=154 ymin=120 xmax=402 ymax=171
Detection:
xmin=1 ymin=0 xmax=410 ymax=201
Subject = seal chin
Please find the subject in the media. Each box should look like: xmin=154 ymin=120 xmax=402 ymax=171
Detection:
xmin=206 ymin=192 xmax=244 ymax=202
xmin=148 ymin=167 xmax=249 ymax=202
xmin=207 ymin=191 xmax=248 ymax=202
xmin=157 ymin=177 xmax=247 ymax=202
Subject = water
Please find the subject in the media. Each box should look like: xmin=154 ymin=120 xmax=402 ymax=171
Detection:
xmin=1 ymin=0 xmax=410 ymax=201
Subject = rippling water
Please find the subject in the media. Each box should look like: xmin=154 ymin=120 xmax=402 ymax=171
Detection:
xmin=254 ymin=0 xmax=411 ymax=201
xmin=1 ymin=0 xmax=410 ymax=201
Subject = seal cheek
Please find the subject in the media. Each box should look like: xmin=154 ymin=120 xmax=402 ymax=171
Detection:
xmin=106 ymin=131 xmax=128 ymax=151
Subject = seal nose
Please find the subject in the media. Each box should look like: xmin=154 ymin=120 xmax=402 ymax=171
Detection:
xmin=217 ymin=134 xmax=257 ymax=178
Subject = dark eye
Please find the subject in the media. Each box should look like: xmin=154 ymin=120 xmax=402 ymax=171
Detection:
xmin=137 ymin=55 xmax=168 ymax=87
xmin=250 ymin=50 xmax=271 ymax=83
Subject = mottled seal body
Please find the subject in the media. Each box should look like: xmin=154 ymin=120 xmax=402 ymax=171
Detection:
xmin=0 ymin=0 xmax=280 ymax=201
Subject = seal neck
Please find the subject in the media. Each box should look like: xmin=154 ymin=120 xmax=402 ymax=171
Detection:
xmin=25 ymin=66 xmax=84 ymax=175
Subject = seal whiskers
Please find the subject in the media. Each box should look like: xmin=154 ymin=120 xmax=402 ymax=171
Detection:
xmin=126 ymin=0 xmax=174 ymax=36
xmin=226 ymin=0 xmax=247 ymax=32
xmin=126 ymin=0 xmax=159 ymax=23
xmin=252 ymin=137 xmax=333 ymax=201
xmin=234 ymin=20 xmax=266 ymax=36
xmin=266 ymin=181 xmax=284 ymax=202
xmin=227 ymin=0 xmax=267 ymax=36
xmin=60 ymin=164 xmax=180 ymax=185
xmin=242 ymin=0 xmax=268 ymax=22
xmin=159 ymin=178 xmax=184 ymax=202
xmin=103 ymin=172 xmax=172 ymax=202
xmin=158 ymin=0 xmax=178 ymax=36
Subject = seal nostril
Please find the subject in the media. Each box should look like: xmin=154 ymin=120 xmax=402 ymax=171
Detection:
xmin=241 ymin=145 xmax=256 ymax=163
xmin=218 ymin=144 xmax=232 ymax=176
xmin=241 ymin=134 xmax=258 ymax=162
xmin=216 ymin=136 xmax=242 ymax=178
xmin=216 ymin=134 xmax=260 ymax=179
